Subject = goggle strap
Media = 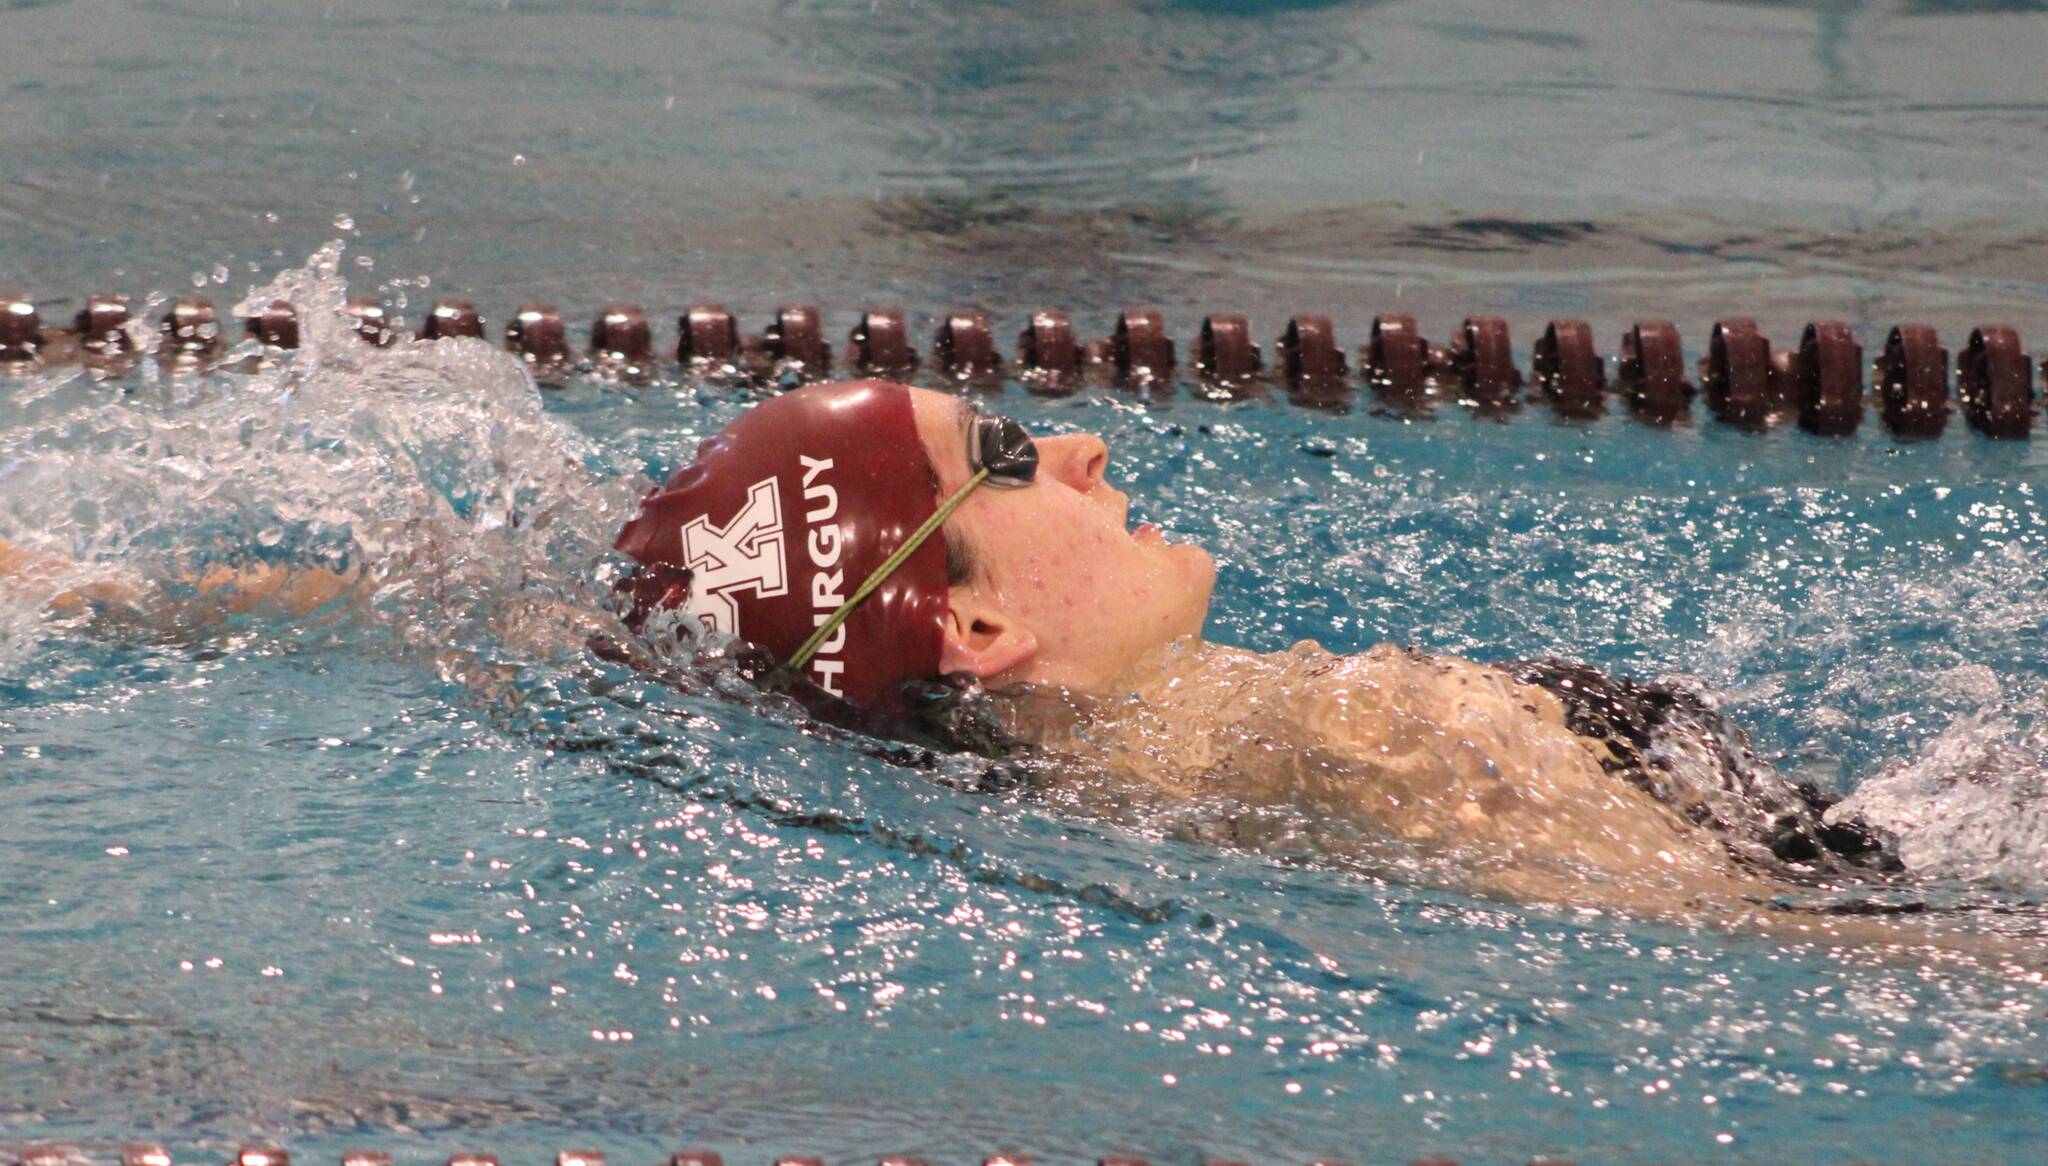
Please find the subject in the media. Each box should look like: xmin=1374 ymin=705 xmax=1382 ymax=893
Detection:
xmin=787 ymin=466 xmax=990 ymax=672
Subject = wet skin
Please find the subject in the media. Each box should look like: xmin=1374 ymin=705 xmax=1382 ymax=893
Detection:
xmin=898 ymin=386 xmax=2047 ymax=964
xmin=899 ymin=384 xmax=1723 ymax=889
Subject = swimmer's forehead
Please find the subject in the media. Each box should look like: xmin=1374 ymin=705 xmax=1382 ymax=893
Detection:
xmin=954 ymin=395 xmax=1026 ymax=432
xmin=907 ymin=388 xmax=972 ymax=495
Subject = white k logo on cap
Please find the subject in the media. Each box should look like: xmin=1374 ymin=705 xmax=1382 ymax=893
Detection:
xmin=677 ymin=476 xmax=788 ymax=636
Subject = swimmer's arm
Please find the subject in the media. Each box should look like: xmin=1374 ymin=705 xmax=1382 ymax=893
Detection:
xmin=0 ymin=535 xmax=367 ymax=619
xmin=2 ymin=535 xmax=631 ymax=663
xmin=185 ymin=559 xmax=367 ymax=616
xmin=0 ymin=536 xmax=144 ymax=611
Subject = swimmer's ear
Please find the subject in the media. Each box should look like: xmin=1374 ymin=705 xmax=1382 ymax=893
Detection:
xmin=939 ymin=593 xmax=1038 ymax=681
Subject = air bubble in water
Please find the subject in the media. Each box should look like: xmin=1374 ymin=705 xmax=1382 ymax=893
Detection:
xmin=354 ymin=255 xmax=375 ymax=270
xmin=513 ymin=154 xmax=527 ymax=167
xmin=212 ymin=265 xmax=231 ymax=285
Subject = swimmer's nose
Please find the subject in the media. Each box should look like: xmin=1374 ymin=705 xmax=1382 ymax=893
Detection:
xmin=1037 ymin=432 xmax=1109 ymax=492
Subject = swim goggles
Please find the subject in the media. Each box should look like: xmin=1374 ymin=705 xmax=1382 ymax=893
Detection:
xmin=788 ymin=411 xmax=1038 ymax=672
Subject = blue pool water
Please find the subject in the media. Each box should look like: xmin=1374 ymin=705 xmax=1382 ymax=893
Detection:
xmin=5 ymin=2 xmax=2048 ymax=1165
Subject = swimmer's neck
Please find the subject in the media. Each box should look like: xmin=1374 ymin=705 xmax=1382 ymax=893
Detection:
xmin=1110 ymin=635 xmax=1257 ymax=691
xmin=1013 ymin=634 xmax=1314 ymax=704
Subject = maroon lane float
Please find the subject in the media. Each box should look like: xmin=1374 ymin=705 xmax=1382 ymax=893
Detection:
xmin=1 ymin=289 xmax=2039 ymax=439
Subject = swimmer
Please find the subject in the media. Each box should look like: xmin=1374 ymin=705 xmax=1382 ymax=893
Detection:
xmin=0 ymin=381 xmax=2027 ymax=959
xmin=603 ymin=382 xmax=1904 ymax=923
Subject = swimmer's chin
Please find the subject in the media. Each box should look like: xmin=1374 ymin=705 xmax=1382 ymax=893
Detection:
xmin=1176 ymin=541 xmax=1219 ymax=614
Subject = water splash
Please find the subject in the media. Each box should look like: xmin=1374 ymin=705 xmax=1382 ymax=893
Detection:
xmin=0 ymin=243 xmax=646 ymax=675
xmin=1832 ymin=710 xmax=2048 ymax=892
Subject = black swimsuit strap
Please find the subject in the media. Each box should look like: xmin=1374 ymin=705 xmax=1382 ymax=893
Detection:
xmin=1507 ymin=658 xmax=1902 ymax=880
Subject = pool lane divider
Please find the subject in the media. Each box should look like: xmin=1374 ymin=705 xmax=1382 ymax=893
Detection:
xmin=0 ymin=290 xmax=2039 ymax=439
xmin=0 ymin=1145 xmax=1542 ymax=1166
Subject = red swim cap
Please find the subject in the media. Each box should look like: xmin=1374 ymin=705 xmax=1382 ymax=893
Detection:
xmin=613 ymin=381 xmax=947 ymax=708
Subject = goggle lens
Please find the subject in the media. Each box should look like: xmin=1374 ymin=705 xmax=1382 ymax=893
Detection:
xmin=969 ymin=413 xmax=1037 ymax=487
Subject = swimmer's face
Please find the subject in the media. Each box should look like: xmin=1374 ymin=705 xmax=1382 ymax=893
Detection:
xmin=908 ymin=387 xmax=1216 ymax=692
